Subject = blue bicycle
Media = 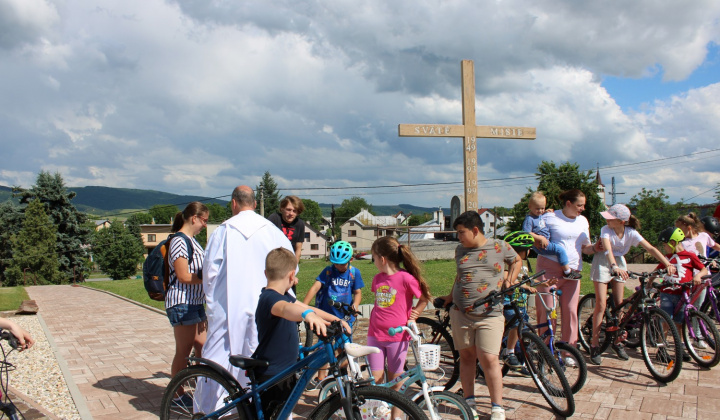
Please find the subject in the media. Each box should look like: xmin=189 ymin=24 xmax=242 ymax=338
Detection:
xmin=160 ymin=321 xmax=427 ymax=420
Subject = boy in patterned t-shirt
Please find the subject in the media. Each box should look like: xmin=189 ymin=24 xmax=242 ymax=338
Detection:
xmin=438 ymin=211 xmax=522 ymax=420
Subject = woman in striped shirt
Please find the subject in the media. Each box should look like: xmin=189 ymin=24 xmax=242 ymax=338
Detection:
xmin=166 ymin=201 xmax=208 ymax=379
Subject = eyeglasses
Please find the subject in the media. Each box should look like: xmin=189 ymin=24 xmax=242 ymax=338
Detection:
xmin=195 ymin=215 xmax=208 ymax=224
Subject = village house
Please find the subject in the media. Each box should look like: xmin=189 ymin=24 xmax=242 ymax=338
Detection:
xmin=340 ymin=209 xmax=407 ymax=251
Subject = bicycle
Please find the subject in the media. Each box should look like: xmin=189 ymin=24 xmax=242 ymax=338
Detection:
xmin=659 ymin=279 xmax=720 ymax=368
xmin=470 ymin=270 xmax=575 ymax=417
xmin=698 ymin=256 xmax=720 ymax=328
xmin=160 ymin=321 xmax=427 ymax=420
xmin=414 ymin=300 xmax=461 ymax=391
xmin=577 ymin=269 xmax=684 ymax=383
xmin=0 ymin=330 xmax=21 ymax=420
xmin=317 ymin=322 xmax=474 ymax=420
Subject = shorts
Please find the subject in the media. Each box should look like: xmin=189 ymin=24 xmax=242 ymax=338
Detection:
xmin=366 ymin=336 xmax=410 ymax=374
xmin=449 ymin=308 xmax=505 ymax=355
xmin=590 ymin=253 xmax=627 ymax=284
xmin=503 ymin=305 xmax=529 ymax=329
xmin=659 ymin=293 xmax=684 ymax=323
xmin=166 ymin=303 xmax=207 ymax=327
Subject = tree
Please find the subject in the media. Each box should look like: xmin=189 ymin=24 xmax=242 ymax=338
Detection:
xmin=149 ymin=204 xmax=179 ymax=224
xmin=207 ymin=202 xmax=230 ymax=223
xmin=301 ymin=198 xmax=324 ymax=231
xmin=628 ymin=188 xmax=679 ymax=248
xmin=508 ymin=161 xmax=604 ymax=238
xmin=4 ymin=199 xmax=61 ymax=286
xmin=92 ymin=220 xmax=145 ymax=280
xmin=334 ymin=197 xmax=373 ymax=238
xmin=126 ymin=212 xmax=153 ymax=227
xmin=408 ymin=213 xmax=432 ymax=226
xmin=14 ymin=171 xmax=91 ymax=282
xmin=0 ymin=201 xmax=23 ymax=285
xmin=256 ymin=171 xmax=281 ymax=216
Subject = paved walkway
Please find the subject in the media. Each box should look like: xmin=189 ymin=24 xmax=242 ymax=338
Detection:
xmin=24 ymin=266 xmax=720 ymax=419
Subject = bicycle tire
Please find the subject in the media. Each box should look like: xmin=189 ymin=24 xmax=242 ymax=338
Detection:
xmin=519 ymin=331 xmax=575 ymax=417
xmin=317 ymin=378 xmax=338 ymax=403
xmin=414 ymin=390 xmax=475 ymax=420
xmin=414 ymin=317 xmax=460 ymax=390
xmin=310 ymin=385 xmax=429 ymax=420
xmin=683 ymin=309 xmax=720 ymax=368
xmin=160 ymin=365 xmax=246 ymax=420
xmin=303 ymin=321 xmax=316 ymax=348
xmin=615 ymin=299 xmax=641 ymax=349
xmin=700 ymin=290 xmax=720 ymax=330
xmin=554 ymin=341 xmax=587 ymax=394
xmin=640 ymin=308 xmax=683 ymax=383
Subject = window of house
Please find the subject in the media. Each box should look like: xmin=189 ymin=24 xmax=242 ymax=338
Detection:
xmin=305 ymin=232 xmax=311 ymax=242
xmin=348 ymin=230 xmax=357 ymax=237
xmin=386 ymin=231 xmax=393 ymax=236
xmin=148 ymin=234 xmax=156 ymax=242
xmin=350 ymin=242 xmax=357 ymax=248
xmin=311 ymin=244 xmax=319 ymax=250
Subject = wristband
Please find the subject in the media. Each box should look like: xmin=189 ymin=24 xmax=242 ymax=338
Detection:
xmin=301 ymin=309 xmax=314 ymax=320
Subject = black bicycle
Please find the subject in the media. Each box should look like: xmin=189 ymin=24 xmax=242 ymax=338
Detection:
xmin=0 ymin=330 xmax=21 ymax=420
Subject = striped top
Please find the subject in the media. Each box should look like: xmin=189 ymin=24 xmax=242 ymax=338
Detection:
xmin=165 ymin=235 xmax=205 ymax=307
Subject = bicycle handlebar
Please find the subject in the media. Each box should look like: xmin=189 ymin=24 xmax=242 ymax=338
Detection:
xmin=388 ymin=321 xmax=421 ymax=343
xmin=0 ymin=330 xmax=19 ymax=350
xmin=329 ymin=300 xmax=361 ymax=317
xmin=472 ymin=270 xmax=546 ymax=309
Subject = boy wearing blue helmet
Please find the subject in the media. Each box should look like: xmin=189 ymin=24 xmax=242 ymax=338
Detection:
xmin=302 ymin=241 xmax=364 ymax=385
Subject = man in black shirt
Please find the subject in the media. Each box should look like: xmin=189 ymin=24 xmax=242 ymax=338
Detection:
xmin=268 ymin=195 xmax=306 ymax=263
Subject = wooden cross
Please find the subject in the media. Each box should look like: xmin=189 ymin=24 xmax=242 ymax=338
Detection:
xmin=398 ymin=60 xmax=536 ymax=212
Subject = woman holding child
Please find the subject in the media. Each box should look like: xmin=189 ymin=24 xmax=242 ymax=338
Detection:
xmin=535 ymin=190 xmax=597 ymax=349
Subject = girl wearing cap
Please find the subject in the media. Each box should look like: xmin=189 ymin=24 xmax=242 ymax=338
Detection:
xmin=588 ymin=204 xmax=675 ymax=365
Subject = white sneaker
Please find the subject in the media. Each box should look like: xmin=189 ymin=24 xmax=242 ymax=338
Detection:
xmin=696 ymin=339 xmax=708 ymax=349
xmin=563 ymin=356 xmax=577 ymax=368
xmin=490 ymin=406 xmax=505 ymax=420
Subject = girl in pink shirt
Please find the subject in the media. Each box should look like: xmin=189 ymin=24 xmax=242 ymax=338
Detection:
xmin=367 ymin=236 xmax=431 ymax=390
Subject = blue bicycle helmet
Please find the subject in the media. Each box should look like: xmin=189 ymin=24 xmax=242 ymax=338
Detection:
xmin=329 ymin=241 xmax=353 ymax=264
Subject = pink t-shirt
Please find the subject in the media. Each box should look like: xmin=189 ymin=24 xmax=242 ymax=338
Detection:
xmin=368 ymin=270 xmax=422 ymax=342
xmin=681 ymin=232 xmax=716 ymax=258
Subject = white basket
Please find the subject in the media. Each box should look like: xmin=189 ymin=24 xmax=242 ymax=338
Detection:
xmin=418 ymin=344 xmax=440 ymax=371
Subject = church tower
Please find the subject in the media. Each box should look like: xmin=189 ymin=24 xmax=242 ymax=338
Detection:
xmin=596 ymin=164 xmax=607 ymax=209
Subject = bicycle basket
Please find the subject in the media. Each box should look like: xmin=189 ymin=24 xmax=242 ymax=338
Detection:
xmin=418 ymin=344 xmax=441 ymax=371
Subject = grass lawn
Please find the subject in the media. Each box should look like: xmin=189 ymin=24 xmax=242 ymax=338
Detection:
xmin=0 ymin=286 xmax=31 ymax=312
xmin=79 ymin=256 xmax=599 ymax=309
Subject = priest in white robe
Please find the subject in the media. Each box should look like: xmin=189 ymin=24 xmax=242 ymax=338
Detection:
xmin=198 ymin=185 xmax=294 ymax=413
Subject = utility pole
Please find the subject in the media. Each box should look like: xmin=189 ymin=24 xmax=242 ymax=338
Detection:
xmin=611 ymin=177 xmax=626 ymax=205
xmin=260 ymin=190 xmax=265 ymax=217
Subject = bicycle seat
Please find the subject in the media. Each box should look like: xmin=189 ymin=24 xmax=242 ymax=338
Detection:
xmin=229 ymin=355 xmax=270 ymax=370
xmin=345 ymin=343 xmax=380 ymax=358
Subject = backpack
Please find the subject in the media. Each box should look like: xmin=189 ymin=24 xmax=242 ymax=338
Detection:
xmin=142 ymin=232 xmax=194 ymax=301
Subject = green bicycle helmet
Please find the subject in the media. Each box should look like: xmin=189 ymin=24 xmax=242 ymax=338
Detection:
xmin=657 ymin=226 xmax=685 ymax=250
xmin=329 ymin=241 xmax=353 ymax=264
xmin=503 ymin=231 xmax=534 ymax=250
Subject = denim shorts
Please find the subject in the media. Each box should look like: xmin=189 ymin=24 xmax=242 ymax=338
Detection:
xmin=659 ymin=293 xmax=683 ymax=324
xmin=166 ymin=303 xmax=207 ymax=327
xmin=503 ymin=305 xmax=529 ymax=329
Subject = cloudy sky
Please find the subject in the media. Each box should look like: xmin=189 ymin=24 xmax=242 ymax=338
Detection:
xmin=1 ymin=0 xmax=719 ymax=210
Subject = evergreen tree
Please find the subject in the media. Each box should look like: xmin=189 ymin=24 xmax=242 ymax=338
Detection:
xmin=0 ymin=201 xmax=23 ymax=285
xmin=149 ymin=204 xmax=179 ymax=224
xmin=508 ymin=161 xmax=604 ymax=238
xmin=256 ymin=171 xmax=280 ymax=216
xmin=14 ymin=171 xmax=91 ymax=282
xmin=4 ymin=199 xmax=61 ymax=286
xmin=92 ymin=220 xmax=145 ymax=280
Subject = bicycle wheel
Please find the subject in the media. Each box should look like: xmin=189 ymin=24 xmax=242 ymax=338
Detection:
xmin=414 ymin=317 xmax=459 ymax=390
xmin=311 ymin=385 xmax=428 ymax=420
xmin=700 ymin=291 xmax=720 ymax=330
xmin=414 ymin=390 xmax=475 ymax=420
xmin=554 ymin=341 xmax=587 ymax=394
xmin=519 ymin=331 xmax=575 ymax=417
xmin=317 ymin=378 xmax=338 ymax=403
xmin=640 ymin=308 xmax=683 ymax=383
xmin=160 ymin=365 xmax=245 ymax=420
xmin=578 ymin=293 xmax=611 ymax=354
xmin=683 ymin=309 xmax=720 ymax=368
xmin=303 ymin=321 xmax=316 ymax=348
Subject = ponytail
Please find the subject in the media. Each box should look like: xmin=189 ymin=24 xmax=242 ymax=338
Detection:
xmin=627 ymin=214 xmax=641 ymax=231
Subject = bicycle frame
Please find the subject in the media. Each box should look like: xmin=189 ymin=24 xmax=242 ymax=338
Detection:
xmin=671 ymin=283 xmax=709 ymax=341
xmin=530 ymin=289 xmax=562 ymax=355
xmin=191 ymin=328 xmax=350 ymax=420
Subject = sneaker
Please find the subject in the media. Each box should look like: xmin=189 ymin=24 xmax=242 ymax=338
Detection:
xmin=171 ymin=394 xmax=193 ymax=408
xmin=490 ymin=406 xmax=506 ymax=420
xmin=563 ymin=270 xmax=582 ymax=280
xmin=563 ymin=356 xmax=577 ymax=368
xmin=590 ymin=347 xmax=602 ymax=366
xmin=683 ymin=351 xmax=691 ymax=362
xmin=305 ymin=377 xmax=321 ymax=391
xmin=504 ymin=353 xmax=522 ymax=370
xmin=656 ymin=348 xmax=670 ymax=364
xmin=516 ymin=366 xmax=532 ymax=377
xmin=695 ymin=339 xmax=708 ymax=349
xmin=612 ymin=344 xmax=629 ymax=361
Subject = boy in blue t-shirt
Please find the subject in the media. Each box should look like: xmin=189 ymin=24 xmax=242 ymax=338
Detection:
xmin=252 ymin=248 xmax=348 ymax=419
xmin=302 ymin=241 xmax=363 ymax=385
xmin=522 ymin=191 xmax=582 ymax=280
